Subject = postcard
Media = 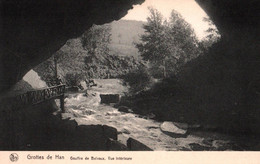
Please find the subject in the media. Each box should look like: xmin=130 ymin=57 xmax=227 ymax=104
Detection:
xmin=0 ymin=0 xmax=259 ymax=163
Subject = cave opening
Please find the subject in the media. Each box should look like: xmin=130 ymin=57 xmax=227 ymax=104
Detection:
xmin=0 ymin=0 xmax=259 ymax=151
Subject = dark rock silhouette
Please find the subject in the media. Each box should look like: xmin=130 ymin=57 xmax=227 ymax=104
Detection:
xmin=0 ymin=0 xmax=144 ymax=91
xmin=127 ymin=138 xmax=153 ymax=151
xmin=100 ymin=94 xmax=120 ymax=104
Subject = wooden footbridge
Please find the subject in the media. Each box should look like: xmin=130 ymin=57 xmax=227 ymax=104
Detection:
xmin=14 ymin=84 xmax=66 ymax=111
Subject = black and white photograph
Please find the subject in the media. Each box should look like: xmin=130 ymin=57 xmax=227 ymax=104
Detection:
xmin=0 ymin=0 xmax=259 ymax=157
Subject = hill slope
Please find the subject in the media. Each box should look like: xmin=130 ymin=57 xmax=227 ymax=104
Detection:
xmin=109 ymin=20 xmax=145 ymax=58
xmin=34 ymin=38 xmax=143 ymax=85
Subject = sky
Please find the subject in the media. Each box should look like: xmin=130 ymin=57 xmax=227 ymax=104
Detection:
xmin=122 ymin=0 xmax=210 ymax=40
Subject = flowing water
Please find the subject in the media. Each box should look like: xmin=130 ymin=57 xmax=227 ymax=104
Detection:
xmin=61 ymin=79 xmax=257 ymax=151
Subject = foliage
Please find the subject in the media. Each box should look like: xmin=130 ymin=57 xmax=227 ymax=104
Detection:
xmin=64 ymin=73 xmax=85 ymax=87
xmin=135 ymin=7 xmax=200 ymax=78
xmin=81 ymin=24 xmax=111 ymax=57
xmin=135 ymin=8 xmax=167 ymax=63
xmin=200 ymin=17 xmax=221 ymax=51
xmin=35 ymin=31 xmax=143 ymax=85
xmin=167 ymin=10 xmax=200 ymax=61
xmin=122 ymin=65 xmax=152 ymax=95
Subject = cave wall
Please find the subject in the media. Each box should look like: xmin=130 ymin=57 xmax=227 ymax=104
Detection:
xmin=196 ymin=0 xmax=259 ymax=40
xmin=195 ymin=0 xmax=259 ymax=108
xmin=174 ymin=0 xmax=260 ymax=133
xmin=0 ymin=0 xmax=144 ymax=91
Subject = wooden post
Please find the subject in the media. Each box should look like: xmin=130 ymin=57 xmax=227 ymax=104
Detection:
xmin=60 ymin=95 xmax=65 ymax=112
xmin=163 ymin=59 xmax=166 ymax=78
xmin=54 ymin=54 xmax=59 ymax=85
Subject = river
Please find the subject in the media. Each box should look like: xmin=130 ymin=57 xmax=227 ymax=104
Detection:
xmin=61 ymin=79 xmax=256 ymax=151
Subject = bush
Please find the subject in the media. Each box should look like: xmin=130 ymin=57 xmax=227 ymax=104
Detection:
xmin=64 ymin=73 xmax=84 ymax=87
xmin=122 ymin=66 xmax=152 ymax=95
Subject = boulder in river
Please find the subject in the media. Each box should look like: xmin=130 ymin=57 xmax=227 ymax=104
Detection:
xmin=118 ymin=106 xmax=133 ymax=113
xmin=119 ymin=128 xmax=131 ymax=134
xmin=106 ymin=138 xmax=128 ymax=151
xmin=127 ymin=138 xmax=153 ymax=151
xmin=103 ymin=125 xmax=118 ymax=140
xmin=160 ymin=121 xmax=188 ymax=138
xmin=100 ymin=94 xmax=120 ymax=104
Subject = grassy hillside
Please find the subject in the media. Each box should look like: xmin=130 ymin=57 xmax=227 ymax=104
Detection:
xmin=109 ymin=20 xmax=145 ymax=58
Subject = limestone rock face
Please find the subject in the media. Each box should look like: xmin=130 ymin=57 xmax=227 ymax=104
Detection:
xmin=23 ymin=70 xmax=47 ymax=89
xmin=0 ymin=0 xmax=144 ymax=91
xmin=196 ymin=0 xmax=259 ymax=41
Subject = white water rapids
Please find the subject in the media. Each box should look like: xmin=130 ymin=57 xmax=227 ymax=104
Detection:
xmin=60 ymin=79 xmax=249 ymax=151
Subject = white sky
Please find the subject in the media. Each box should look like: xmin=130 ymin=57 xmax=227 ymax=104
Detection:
xmin=122 ymin=0 xmax=210 ymax=39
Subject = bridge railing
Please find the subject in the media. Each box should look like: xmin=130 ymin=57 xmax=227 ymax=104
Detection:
xmin=10 ymin=84 xmax=66 ymax=111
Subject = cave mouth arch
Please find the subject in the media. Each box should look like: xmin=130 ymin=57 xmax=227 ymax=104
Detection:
xmin=31 ymin=0 xmax=221 ymax=87
xmin=23 ymin=0 xmax=259 ymax=136
xmin=1 ymin=0 xmax=259 ymax=92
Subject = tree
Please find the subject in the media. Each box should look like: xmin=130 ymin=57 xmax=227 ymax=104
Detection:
xmin=167 ymin=10 xmax=200 ymax=61
xmin=35 ymin=23 xmax=144 ymax=86
xmin=81 ymin=24 xmax=111 ymax=60
xmin=200 ymin=17 xmax=221 ymax=50
xmin=136 ymin=8 xmax=200 ymax=78
xmin=81 ymin=24 xmax=112 ymax=79
xmin=135 ymin=7 xmax=170 ymax=78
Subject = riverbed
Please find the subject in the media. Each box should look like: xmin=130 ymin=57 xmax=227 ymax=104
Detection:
xmin=61 ymin=79 xmax=258 ymax=151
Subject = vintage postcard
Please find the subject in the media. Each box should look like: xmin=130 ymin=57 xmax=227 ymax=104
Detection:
xmin=0 ymin=0 xmax=259 ymax=163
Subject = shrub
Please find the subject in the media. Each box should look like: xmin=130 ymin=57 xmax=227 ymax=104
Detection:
xmin=122 ymin=66 xmax=152 ymax=95
xmin=64 ymin=73 xmax=84 ymax=87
